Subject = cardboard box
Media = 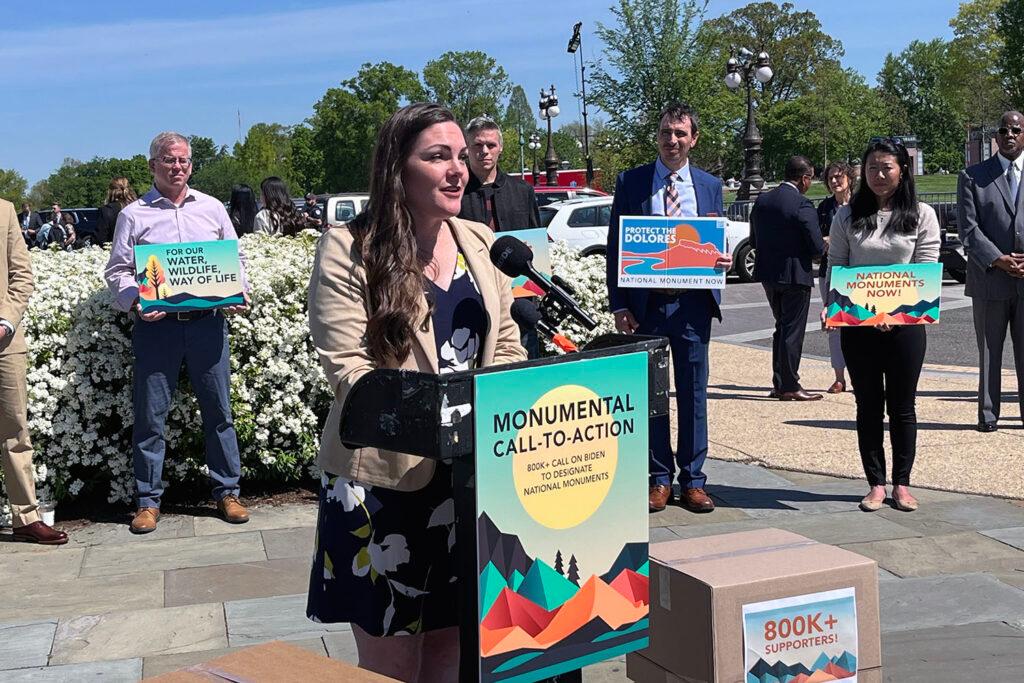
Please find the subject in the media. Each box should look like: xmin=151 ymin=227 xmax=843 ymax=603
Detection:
xmin=144 ymin=640 xmax=399 ymax=682
xmin=626 ymin=651 xmax=882 ymax=683
xmin=642 ymin=529 xmax=880 ymax=683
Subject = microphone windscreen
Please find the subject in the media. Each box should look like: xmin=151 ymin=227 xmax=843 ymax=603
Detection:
xmin=510 ymin=298 xmax=541 ymax=328
xmin=489 ymin=235 xmax=534 ymax=278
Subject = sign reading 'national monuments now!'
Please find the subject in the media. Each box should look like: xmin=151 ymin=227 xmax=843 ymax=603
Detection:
xmin=825 ymin=263 xmax=942 ymax=328
xmin=474 ymin=353 xmax=650 ymax=683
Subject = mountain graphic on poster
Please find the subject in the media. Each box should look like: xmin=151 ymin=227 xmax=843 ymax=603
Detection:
xmin=478 ymin=512 xmax=532 ymax=577
xmin=517 ymin=558 xmax=579 ymax=610
xmin=609 ymin=569 xmax=648 ymax=607
xmin=600 ymin=542 xmax=647 ymax=582
xmin=746 ymin=650 xmax=856 ymax=683
xmin=890 ymin=298 xmax=940 ymax=318
xmin=481 ymin=562 xmax=510 ymax=617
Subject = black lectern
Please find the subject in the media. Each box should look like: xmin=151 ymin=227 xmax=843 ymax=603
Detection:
xmin=339 ymin=334 xmax=669 ymax=683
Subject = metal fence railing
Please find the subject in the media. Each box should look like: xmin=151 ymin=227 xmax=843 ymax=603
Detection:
xmin=725 ymin=191 xmax=961 ymax=228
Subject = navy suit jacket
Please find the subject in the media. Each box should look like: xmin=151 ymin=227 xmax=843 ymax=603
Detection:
xmin=749 ymin=183 xmax=824 ymax=287
xmin=606 ymin=162 xmax=725 ymax=322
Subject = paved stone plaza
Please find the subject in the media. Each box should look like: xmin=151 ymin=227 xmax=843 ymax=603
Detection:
xmin=1 ymin=341 xmax=1023 ymax=681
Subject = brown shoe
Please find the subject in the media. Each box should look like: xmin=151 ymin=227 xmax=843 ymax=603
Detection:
xmin=826 ymin=380 xmax=846 ymax=394
xmin=217 ymin=495 xmax=249 ymax=524
xmin=130 ymin=507 xmax=160 ymax=534
xmin=682 ymin=487 xmax=715 ymax=513
xmin=778 ymin=389 xmax=823 ymax=401
xmin=12 ymin=521 xmax=68 ymax=545
xmin=648 ymin=485 xmax=671 ymax=512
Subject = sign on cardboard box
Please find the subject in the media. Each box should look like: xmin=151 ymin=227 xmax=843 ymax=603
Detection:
xmin=742 ymin=587 xmax=858 ymax=682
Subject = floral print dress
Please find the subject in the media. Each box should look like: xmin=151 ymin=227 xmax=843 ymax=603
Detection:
xmin=307 ymin=250 xmax=486 ymax=636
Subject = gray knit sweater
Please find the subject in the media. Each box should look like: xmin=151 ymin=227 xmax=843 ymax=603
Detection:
xmin=827 ymin=202 xmax=941 ymax=275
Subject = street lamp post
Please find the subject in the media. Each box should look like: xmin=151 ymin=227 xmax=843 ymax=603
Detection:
xmin=725 ymin=48 xmax=773 ymax=201
xmin=566 ymin=22 xmax=594 ymax=187
xmin=538 ymin=85 xmax=561 ymax=186
xmin=528 ymin=132 xmax=541 ymax=186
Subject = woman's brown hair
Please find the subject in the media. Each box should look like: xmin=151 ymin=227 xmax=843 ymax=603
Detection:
xmin=105 ymin=176 xmax=137 ymax=207
xmin=349 ymin=102 xmax=458 ymax=366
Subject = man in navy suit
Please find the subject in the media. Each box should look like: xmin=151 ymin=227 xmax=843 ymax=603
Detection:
xmin=606 ymin=102 xmax=732 ymax=513
xmin=749 ymin=155 xmax=825 ymax=401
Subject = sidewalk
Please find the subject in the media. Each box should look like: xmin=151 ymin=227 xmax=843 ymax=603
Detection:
xmin=1 ymin=343 xmax=1023 ymax=681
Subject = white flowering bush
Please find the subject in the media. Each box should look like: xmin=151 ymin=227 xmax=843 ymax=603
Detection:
xmin=3 ymin=232 xmax=330 ymax=509
xmin=548 ymin=242 xmax=615 ymax=347
xmin=0 ymin=235 xmax=612 ymax=515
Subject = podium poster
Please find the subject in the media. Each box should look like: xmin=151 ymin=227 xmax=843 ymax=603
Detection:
xmin=134 ymin=240 xmax=244 ymax=313
xmin=825 ymin=263 xmax=942 ymax=328
xmin=473 ymin=353 xmax=650 ymax=682
xmin=617 ymin=216 xmax=726 ymax=289
xmin=743 ymin=587 xmax=859 ymax=682
xmin=508 ymin=228 xmax=551 ymax=298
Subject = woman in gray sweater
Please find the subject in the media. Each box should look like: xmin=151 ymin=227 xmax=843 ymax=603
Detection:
xmin=827 ymin=138 xmax=940 ymax=513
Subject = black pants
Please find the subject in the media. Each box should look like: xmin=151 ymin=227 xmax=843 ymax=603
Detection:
xmin=840 ymin=326 xmax=926 ymax=486
xmin=763 ymin=283 xmax=812 ymax=392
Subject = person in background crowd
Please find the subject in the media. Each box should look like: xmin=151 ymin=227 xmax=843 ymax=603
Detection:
xmin=254 ymin=177 xmax=308 ymax=236
xmin=229 ymin=184 xmax=259 ymax=236
xmin=104 ymin=131 xmax=251 ymax=534
xmin=96 ymin=177 xmax=138 ymax=246
xmin=17 ymin=202 xmax=42 ymax=248
xmin=957 ymin=110 xmax=1024 ymax=433
xmin=459 ymin=115 xmax=541 ymax=231
xmin=749 ymin=155 xmax=824 ymax=401
xmin=827 ymin=138 xmax=940 ymax=513
xmin=1 ymin=198 xmax=68 ymax=544
xmin=305 ymin=103 xmax=525 ymax=681
xmin=35 ymin=203 xmax=64 ymax=248
xmin=303 ymin=192 xmax=325 ymax=231
xmin=816 ymin=161 xmax=856 ymax=393
xmin=55 ymin=213 xmax=77 ymax=250
xmin=605 ymin=101 xmax=733 ymax=514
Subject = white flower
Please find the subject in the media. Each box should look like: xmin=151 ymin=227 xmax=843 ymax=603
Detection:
xmin=323 ymin=475 xmax=368 ymax=512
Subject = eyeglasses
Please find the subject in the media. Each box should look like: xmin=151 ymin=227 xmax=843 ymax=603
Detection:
xmin=156 ymin=156 xmax=192 ymax=167
xmin=998 ymin=126 xmax=1023 ymax=137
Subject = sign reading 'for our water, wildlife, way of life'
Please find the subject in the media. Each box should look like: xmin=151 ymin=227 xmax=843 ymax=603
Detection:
xmin=617 ymin=216 xmax=727 ymax=290
xmin=134 ymin=240 xmax=244 ymax=313
xmin=825 ymin=263 xmax=942 ymax=328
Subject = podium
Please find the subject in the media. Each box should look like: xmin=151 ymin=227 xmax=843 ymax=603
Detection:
xmin=340 ymin=334 xmax=669 ymax=683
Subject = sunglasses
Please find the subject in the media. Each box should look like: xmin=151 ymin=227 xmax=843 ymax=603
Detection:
xmin=998 ymin=126 xmax=1023 ymax=136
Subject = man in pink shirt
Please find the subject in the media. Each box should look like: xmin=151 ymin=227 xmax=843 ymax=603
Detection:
xmin=104 ymin=131 xmax=251 ymax=534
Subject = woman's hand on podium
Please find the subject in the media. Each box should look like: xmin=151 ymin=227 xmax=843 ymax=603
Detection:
xmin=614 ymin=309 xmax=639 ymax=334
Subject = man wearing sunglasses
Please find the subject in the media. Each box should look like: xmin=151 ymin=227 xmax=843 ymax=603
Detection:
xmin=957 ymin=111 xmax=1024 ymax=432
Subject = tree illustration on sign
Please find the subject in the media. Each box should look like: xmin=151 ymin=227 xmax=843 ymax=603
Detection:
xmin=870 ymin=304 xmax=877 ymax=315
xmin=554 ymin=550 xmax=565 ymax=576
xmin=143 ymin=255 xmax=173 ymax=300
xmin=567 ymin=554 xmax=580 ymax=586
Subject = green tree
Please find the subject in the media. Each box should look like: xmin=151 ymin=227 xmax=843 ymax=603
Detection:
xmin=590 ymin=0 xmax=733 ymax=175
xmin=234 ymin=122 xmax=298 ymax=190
xmin=760 ymin=65 xmax=888 ymax=177
xmin=703 ymin=2 xmax=843 ymax=107
xmin=504 ymin=85 xmax=535 ymax=134
xmin=0 ymin=169 xmax=28 ymax=206
xmin=44 ymin=156 xmax=152 ymax=207
xmin=423 ymin=51 xmax=510 ymax=125
xmin=187 ymin=135 xmax=223 ymax=173
xmin=947 ymin=0 xmax=1009 ymax=127
xmin=878 ymin=39 xmax=964 ymax=172
xmin=997 ymin=0 xmax=1024 ymax=109
xmin=310 ymin=62 xmax=425 ymax=192
xmin=289 ymin=124 xmax=324 ymax=194
xmin=189 ymin=156 xmax=246 ymax=201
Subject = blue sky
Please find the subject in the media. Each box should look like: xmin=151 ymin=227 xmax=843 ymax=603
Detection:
xmin=3 ymin=0 xmax=959 ymax=186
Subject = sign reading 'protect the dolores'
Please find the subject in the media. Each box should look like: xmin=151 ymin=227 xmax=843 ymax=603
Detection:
xmin=474 ymin=353 xmax=650 ymax=682
xmin=617 ymin=216 xmax=727 ymax=290
xmin=825 ymin=263 xmax=942 ymax=328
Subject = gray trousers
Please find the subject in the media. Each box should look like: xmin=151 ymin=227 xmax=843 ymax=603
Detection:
xmin=972 ymin=295 xmax=1024 ymax=423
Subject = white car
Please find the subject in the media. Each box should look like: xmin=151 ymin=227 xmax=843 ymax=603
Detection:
xmin=324 ymin=194 xmax=370 ymax=227
xmin=541 ymin=197 xmax=752 ymax=278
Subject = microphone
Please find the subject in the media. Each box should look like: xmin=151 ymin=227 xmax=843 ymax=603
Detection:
xmin=510 ymin=299 xmax=578 ymax=353
xmin=490 ymin=235 xmax=598 ymax=330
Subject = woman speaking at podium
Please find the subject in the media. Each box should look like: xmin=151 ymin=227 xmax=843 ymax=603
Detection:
xmin=305 ymin=102 xmax=526 ymax=681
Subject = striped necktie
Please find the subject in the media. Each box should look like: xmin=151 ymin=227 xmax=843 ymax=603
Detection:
xmin=664 ymin=172 xmax=682 ymax=217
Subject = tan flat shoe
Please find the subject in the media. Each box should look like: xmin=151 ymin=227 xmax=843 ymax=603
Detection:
xmin=891 ymin=493 xmax=918 ymax=512
xmin=859 ymin=495 xmax=885 ymax=512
